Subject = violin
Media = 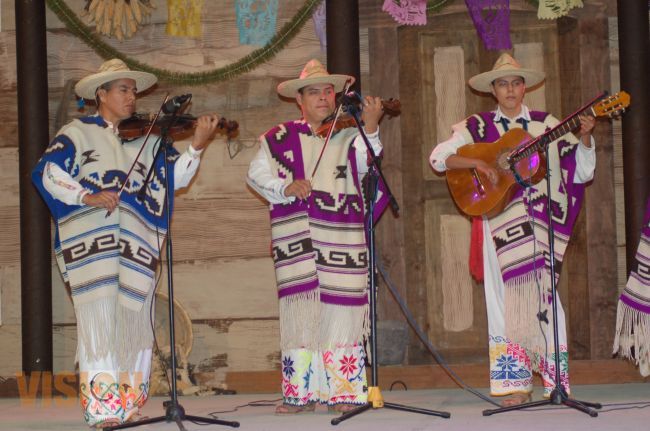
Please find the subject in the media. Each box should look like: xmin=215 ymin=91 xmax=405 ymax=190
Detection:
xmin=315 ymin=98 xmax=401 ymax=138
xmin=118 ymin=113 xmax=239 ymax=141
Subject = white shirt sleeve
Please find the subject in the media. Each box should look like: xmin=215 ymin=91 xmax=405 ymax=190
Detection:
xmin=42 ymin=162 xmax=90 ymax=205
xmin=429 ymin=131 xmax=467 ymax=173
xmin=173 ymin=145 xmax=203 ymax=190
xmin=352 ymin=129 xmax=382 ymax=174
xmin=246 ymin=145 xmax=293 ymax=204
xmin=574 ymin=137 xmax=596 ymax=184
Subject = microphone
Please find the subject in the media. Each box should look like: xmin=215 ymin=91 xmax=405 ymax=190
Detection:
xmin=162 ymin=94 xmax=192 ymax=114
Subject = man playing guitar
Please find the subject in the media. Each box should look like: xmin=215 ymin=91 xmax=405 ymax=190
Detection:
xmin=429 ymin=53 xmax=595 ymax=407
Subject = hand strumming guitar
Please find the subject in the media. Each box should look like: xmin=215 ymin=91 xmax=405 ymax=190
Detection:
xmin=445 ymin=155 xmax=499 ymax=185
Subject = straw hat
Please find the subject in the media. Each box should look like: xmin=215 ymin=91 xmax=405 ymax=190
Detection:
xmin=468 ymin=53 xmax=545 ymax=93
xmin=74 ymin=59 xmax=157 ymax=100
xmin=277 ymin=59 xmax=354 ymax=98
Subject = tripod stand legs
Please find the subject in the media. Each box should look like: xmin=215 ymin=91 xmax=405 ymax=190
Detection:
xmin=331 ymin=386 xmax=451 ymax=426
xmin=331 ymin=403 xmax=371 ymax=425
xmin=331 ymin=401 xmax=452 ymax=425
xmin=104 ymin=400 xmax=240 ymax=430
xmin=384 ymin=402 xmax=452 ymax=418
xmin=482 ymin=388 xmax=601 ymax=417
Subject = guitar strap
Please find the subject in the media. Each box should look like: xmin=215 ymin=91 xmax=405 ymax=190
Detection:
xmin=498 ymin=116 xmax=528 ymax=132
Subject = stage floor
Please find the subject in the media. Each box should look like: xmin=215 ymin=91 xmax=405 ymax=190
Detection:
xmin=0 ymin=383 xmax=648 ymax=431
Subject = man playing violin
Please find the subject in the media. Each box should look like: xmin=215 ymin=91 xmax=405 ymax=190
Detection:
xmin=429 ymin=54 xmax=596 ymax=407
xmin=247 ymin=59 xmax=384 ymax=414
xmin=31 ymin=59 xmax=219 ymax=428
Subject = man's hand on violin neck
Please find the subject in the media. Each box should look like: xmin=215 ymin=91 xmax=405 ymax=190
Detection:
xmin=284 ymin=179 xmax=312 ymax=200
xmin=83 ymin=191 xmax=120 ymax=212
xmin=191 ymin=113 xmax=221 ymax=151
xmin=360 ymin=96 xmax=383 ymax=134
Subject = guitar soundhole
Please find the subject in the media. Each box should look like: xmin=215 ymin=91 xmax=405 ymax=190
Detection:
xmin=497 ymin=150 xmax=511 ymax=172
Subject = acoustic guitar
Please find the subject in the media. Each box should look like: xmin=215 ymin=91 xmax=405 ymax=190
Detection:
xmin=446 ymin=91 xmax=630 ymax=218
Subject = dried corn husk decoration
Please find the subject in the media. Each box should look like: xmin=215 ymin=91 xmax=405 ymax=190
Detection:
xmin=82 ymin=0 xmax=156 ymax=40
xmin=166 ymin=0 xmax=204 ymax=39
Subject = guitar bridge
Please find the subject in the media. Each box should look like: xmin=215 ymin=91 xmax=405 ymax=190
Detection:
xmin=471 ymin=168 xmax=486 ymax=196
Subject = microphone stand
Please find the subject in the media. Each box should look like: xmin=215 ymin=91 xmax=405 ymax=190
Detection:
xmin=331 ymin=101 xmax=450 ymax=426
xmin=107 ymin=108 xmax=240 ymax=430
xmin=482 ymin=143 xmax=601 ymax=418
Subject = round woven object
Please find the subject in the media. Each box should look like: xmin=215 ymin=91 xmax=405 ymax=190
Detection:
xmin=153 ymin=291 xmax=193 ymax=361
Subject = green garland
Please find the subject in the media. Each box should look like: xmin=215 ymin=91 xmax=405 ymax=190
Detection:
xmin=46 ymin=0 xmax=534 ymax=85
xmin=45 ymin=0 xmax=323 ymax=85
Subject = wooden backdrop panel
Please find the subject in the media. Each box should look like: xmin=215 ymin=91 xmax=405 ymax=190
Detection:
xmin=0 ymin=148 xmax=19 ymax=207
xmin=425 ymin=45 xmax=466 ymax=182
xmin=578 ymin=17 xmax=617 ymax=359
xmin=607 ymin=17 xmax=627 ymax=292
xmin=189 ymin=319 xmax=280 ymax=388
xmin=169 ymin=198 xmax=271 ymax=261
xmin=424 ymin=201 xmax=487 ymax=361
xmin=439 ymin=214 xmax=474 ymax=332
xmin=515 ymin=42 xmax=546 ymax=112
xmin=398 ymin=23 xmax=429 ymax=364
xmin=0 ymin=206 xmax=20 ymax=266
xmin=367 ymin=25 xmax=407 ymax=325
xmin=0 ymin=264 xmax=20 ymax=326
xmin=161 ymin=259 xmax=278 ymax=320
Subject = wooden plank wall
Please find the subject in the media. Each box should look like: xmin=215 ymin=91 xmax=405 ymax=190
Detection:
xmin=0 ymin=0 xmax=369 ymax=388
xmin=0 ymin=0 xmax=630 ymax=392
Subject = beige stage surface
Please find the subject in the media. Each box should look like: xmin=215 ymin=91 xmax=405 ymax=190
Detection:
xmin=0 ymin=384 xmax=648 ymax=431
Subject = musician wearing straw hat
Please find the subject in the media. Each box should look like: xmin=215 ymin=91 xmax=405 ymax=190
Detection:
xmin=31 ymin=59 xmax=219 ymax=428
xmin=247 ymin=59 xmax=385 ymax=414
xmin=429 ymin=53 xmax=596 ymax=406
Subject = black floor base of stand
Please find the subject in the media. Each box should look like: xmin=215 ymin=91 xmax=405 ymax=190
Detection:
xmin=105 ymin=400 xmax=240 ymax=430
xmin=331 ymin=387 xmax=451 ymax=426
xmin=482 ymin=386 xmax=602 ymax=417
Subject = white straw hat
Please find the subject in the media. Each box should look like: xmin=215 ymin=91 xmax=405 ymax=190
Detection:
xmin=468 ymin=53 xmax=545 ymax=93
xmin=74 ymin=59 xmax=157 ymax=100
xmin=277 ymin=59 xmax=354 ymax=98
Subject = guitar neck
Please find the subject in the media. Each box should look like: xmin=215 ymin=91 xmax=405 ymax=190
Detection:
xmin=544 ymin=107 xmax=594 ymax=142
xmin=509 ymin=94 xmax=602 ymax=163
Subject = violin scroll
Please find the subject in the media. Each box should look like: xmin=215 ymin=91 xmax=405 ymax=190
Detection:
xmin=381 ymin=98 xmax=401 ymax=118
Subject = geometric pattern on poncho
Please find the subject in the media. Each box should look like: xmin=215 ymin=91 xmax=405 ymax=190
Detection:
xmin=262 ymin=119 xmax=375 ymax=351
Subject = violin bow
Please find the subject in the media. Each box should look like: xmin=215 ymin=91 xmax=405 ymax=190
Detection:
xmin=309 ymin=79 xmax=353 ymax=182
xmin=106 ymin=93 xmax=168 ymax=217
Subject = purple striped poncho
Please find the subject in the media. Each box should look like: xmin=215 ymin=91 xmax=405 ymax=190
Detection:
xmin=614 ymin=196 xmax=650 ymax=376
xmin=261 ymin=119 xmax=387 ymax=350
